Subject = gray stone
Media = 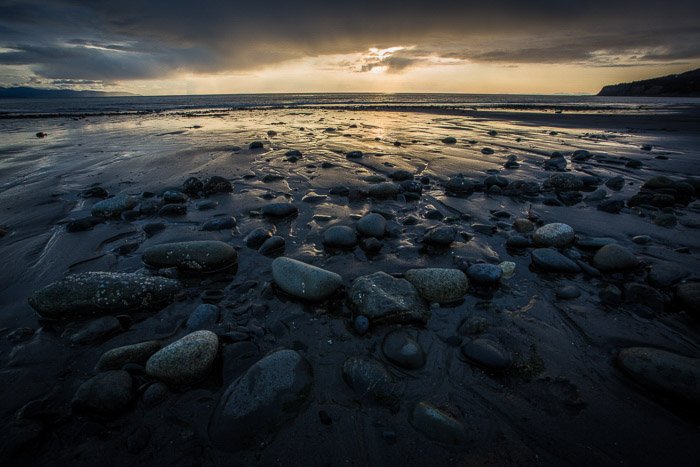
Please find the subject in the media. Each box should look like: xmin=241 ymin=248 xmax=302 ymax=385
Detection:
xmin=423 ymin=225 xmax=457 ymax=246
xmin=244 ymin=227 xmax=273 ymax=248
xmin=531 ymin=248 xmax=581 ymax=273
xmin=382 ymin=331 xmax=426 ymax=369
xmin=145 ymin=330 xmax=219 ymax=386
xmin=203 ymin=176 xmax=232 ymax=194
xmin=261 ymin=203 xmax=298 ymax=217
xmin=69 ymin=316 xmax=122 ymax=345
xmin=368 ymin=182 xmax=400 ymax=198
xmin=555 ymin=285 xmax=581 ymax=299
xmin=592 ymin=244 xmax=639 ymax=272
xmin=349 ymin=272 xmax=430 ymax=324
xmin=142 ymin=240 xmax=237 ymax=273
xmin=271 ymin=257 xmax=343 ymax=301
xmin=258 ymin=236 xmax=285 ymax=256
xmin=186 ymin=304 xmax=220 ymax=330
xmin=28 ymin=272 xmax=179 ymax=319
xmin=342 ymin=356 xmax=400 ymax=405
xmin=466 ymin=264 xmax=502 ymax=286
xmin=91 ymin=194 xmax=138 ymax=217
xmin=617 ymin=347 xmax=700 ymax=405
xmin=533 ymin=223 xmax=575 ymax=248
xmin=95 ymin=341 xmax=162 ymax=372
xmin=201 ymin=216 xmax=237 ymax=231
xmin=210 ymin=349 xmax=313 ymax=451
xmin=549 ymin=173 xmax=583 ymax=192
xmin=322 ymin=225 xmax=358 ymax=248
xmin=72 ymin=370 xmax=134 ymax=416
xmin=410 ymin=402 xmax=467 ymax=445
xmin=461 ymin=338 xmax=511 ymax=370
xmin=357 ymin=213 xmax=386 ymax=238
xmin=405 ymin=268 xmax=469 ymax=303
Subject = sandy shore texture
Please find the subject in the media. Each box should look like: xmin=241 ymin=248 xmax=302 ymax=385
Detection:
xmin=1 ymin=105 xmax=699 ymax=465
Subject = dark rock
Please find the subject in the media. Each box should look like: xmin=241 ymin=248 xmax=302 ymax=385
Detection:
xmin=676 ymin=282 xmax=700 ymax=317
xmin=249 ymin=141 xmax=264 ymax=149
xmin=405 ymin=268 xmax=469 ymax=303
xmin=461 ymin=338 xmax=511 ymax=370
xmin=145 ymin=330 xmax=219 ymax=386
xmin=556 ymin=285 xmax=581 ymax=299
xmin=244 ymin=227 xmax=273 ymax=248
xmin=186 ymin=304 xmax=220 ymax=330
xmin=346 ymin=151 xmax=363 ymax=159
xmin=357 ymin=213 xmax=386 ymax=238
xmin=143 ymin=241 xmax=237 ymax=273
xmin=349 ymin=272 xmax=429 ymax=324
xmin=261 ymin=203 xmax=298 ymax=218
xmin=201 ymin=216 xmax=237 ymax=231
xmin=203 ymin=176 xmax=233 ymax=195
xmin=549 ymin=173 xmax=583 ymax=192
xmin=597 ymin=199 xmax=625 ymax=213
xmin=272 ymin=257 xmax=343 ymax=301
xmin=531 ymin=248 xmax=581 ymax=273
xmin=322 ymin=225 xmax=358 ymax=248
xmin=68 ymin=316 xmax=122 ymax=345
xmin=72 ymin=371 xmax=134 ymax=416
xmin=92 ymin=194 xmax=138 ymax=217
xmin=466 ymin=264 xmax=502 ymax=286
xmin=410 ymin=402 xmax=466 ymax=445
xmin=158 ymin=204 xmax=186 ymax=216
xmin=258 ymin=236 xmax=285 ymax=256
xmin=423 ymin=225 xmax=457 ymax=246
xmin=605 ymin=176 xmax=625 ymax=191
xmin=342 ymin=357 xmax=399 ymax=405
xmin=533 ymin=223 xmax=575 ymax=248
xmin=95 ymin=341 xmax=162 ymax=372
xmin=182 ymin=177 xmax=203 ymax=195
xmin=592 ymin=244 xmax=639 ymax=272
xmin=382 ymin=331 xmax=425 ymax=369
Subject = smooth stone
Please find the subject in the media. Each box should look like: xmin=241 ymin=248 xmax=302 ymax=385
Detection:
xmin=676 ymin=282 xmax=700 ymax=317
xmin=349 ymin=272 xmax=430 ymax=324
xmin=142 ymin=382 xmax=169 ymax=406
xmin=145 ymin=330 xmax=219 ymax=386
xmin=382 ymin=331 xmax=425 ymax=369
xmin=158 ymin=204 xmax=186 ymax=216
xmin=617 ymin=347 xmax=700 ymax=405
xmin=322 ymin=225 xmax=358 ymax=248
xmin=346 ymin=151 xmax=363 ymax=159
xmin=142 ymin=240 xmax=237 ymax=273
xmin=445 ymin=175 xmax=475 ymax=195
xmin=632 ymin=235 xmax=651 ymax=244
xmin=499 ymin=261 xmax=516 ymax=279
xmin=576 ymin=237 xmax=617 ymax=249
xmin=249 ymin=141 xmax=264 ymax=149
xmin=244 ymin=227 xmax=273 ymax=248
xmin=461 ymin=338 xmax=511 ymax=370
xmin=196 ymin=200 xmax=217 ymax=211
xmin=441 ymin=137 xmax=457 ymax=144
xmin=28 ymin=272 xmax=180 ymax=319
xmin=182 ymin=176 xmax=203 ymax=195
xmin=423 ymin=225 xmax=457 ymax=246
xmin=592 ymin=244 xmax=640 ymax=272
xmin=531 ymin=248 xmax=581 ymax=273
xmin=598 ymin=199 xmax=624 ymax=213
xmin=605 ymin=176 xmax=625 ymax=191
xmin=459 ymin=317 xmax=490 ymax=335
xmin=556 ymin=285 xmax=581 ymax=299
xmin=69 ymin=316 xmax=122 ymax=345
xmin=301 ymin=192 xmax=327 ymax=203
xmin=342 ymin=357 xmax=399 ymax=405
xmin=405 ymin=268 xmax=469 ymax=303
xmin=354 ymin=315 xmax=370 ymax=335
xmin=512 ymin=218 xmax=534 ymax=233
xmin=186 ymin=304 xmax=220 ymax=330
xmin=66 ymin=216 xmax=103 ymax=232
xmin=533 ymin=223 xmax=575 ymax=248
xmin=466 ymin=264 xmax=502 ymax=286
xmin=360 ymin=237 xmax=382 ymax=253
xmin=201 ymin=216 xmax=237 ymax=231
xmin=71 ymin=370 xmax=134 ymax=416
xmin=585 ymin=188 xmax=608 ymax=202
xmin=506 ymin=235 xmax=530 ymax=249
xmin=95 ymin=341 xmax=162 ymax=372
xmin=549 ymin=173 xmax=583 ymax=192
xmin=210 ymin=349 xmax=313 ymax=451
xmin=624 ymin=283 xmax=666 ymax=313
xmin=162 ymin=190 xmax=187 ymax=203
xmin=91 ymin=194 xmax=138 ymax=217
xmin=648 ymin=263 xmax=688 ymax=288
xmin=367 ymin=182 xmax=400 ymax=198
xmin=261 ymin=203 xmax=298 ymax=217
xmin=357 ymin=213 xmax=386 ymax=238
xmin=410 ymin=402 xmax=467 ymax=445
xmin=142 ymin=222 xmax=165 ymax=237
xmin=271 ymin=257 xmax=343 ymax=301
xmin=258 ymin=236 xmax=285 ymax=256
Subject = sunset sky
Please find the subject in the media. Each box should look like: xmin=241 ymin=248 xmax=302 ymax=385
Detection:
xmin=0 ymin=0 xmax=698 ymax=95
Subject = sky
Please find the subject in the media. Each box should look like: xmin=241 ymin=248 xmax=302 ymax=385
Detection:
xmin=0 ymin=0 xmax=698 ymax=95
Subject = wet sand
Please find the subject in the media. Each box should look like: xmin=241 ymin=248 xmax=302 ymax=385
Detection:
xmin=0 ymin=105 xmax=699 ymax=465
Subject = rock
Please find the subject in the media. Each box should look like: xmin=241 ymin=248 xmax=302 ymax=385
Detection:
xmin=301 ymin=192 xmax=326 ymax=203
xmin=410 ymin=402 xmax=467 ymax=445
xmin=142 ymin=382 xmax=169 ymax=406
xmin=368 ymin=182 xmax=400 ymax=198
xmin=531 ymin=248 xmax=581 ymax=273
xmin=244 ymin=227 xmax=273 ymax=248
xmin=346 ymin=150 xmax=363 ymax=159
xmin=158 ymin=204 xmax=186 ymax=216
xmin=210 ymin=349 xmax=313 ymax=450
xmin=28 ymin=272 xmax=179 ymax=319
xmin=249 ymin=141 xmax=264 ymax=149
xmin=322 ymin=225 xmax=358 ymax=248
xmin=442 ymin=137 xmax=457 ymax=144
xmin=597 ymin=199 xmax=625 ymax=213
xmin=445 ymin=175 xmax=475 ymax=195
xmin=382 ymin=331 xmax=425 ymax=369
xmin=499 ymin=261 xmax=516 ymax=279
xmin=91 ymin=194 xmax=138 ymax=217
xmin=285 ymin=149 xmax=302 ymax=161
xmin=142 ymin=222 xmax=165 ymax=237
xmin=405 ymin=268 xmax=469 ymax=303
xmin=162 ymin=190 xmax=187 ymax=203
xmin=66 ymin=216 xmax=103 ymax=232
xmin=271 ymin=257 xmax=343 ymax=301
xmin=357 ymin=213 xmax=386 ymax=238
xmin=182 ymin=177 xmax=204 ymax=195
xmin=544 ymin=155 xmax=567 ymax=171
xmin=354 ymin=315 xmax=370 ymax=335
xmin=632 ymin=235 xmax=651 ymax=244
xmin=600 ymin=285 xmax=622 ymax=306
xmin=676 ymin=282 xmax=700 ymax=317
xmin=466 ymin=264 xmax=502 ymax=286
xmin=258 ymin=236 xmax=285 ymax=256
xmin=506 ymin=235 xmax=530 ymax=249
xmin=617 ymin=347 xmax=700 ymax=405
xmin=203 ymin=176 xmax=233 ymax=195
xmin=201 ymin=216 xmax=237 ymax=231
xmin=72 ymin=370 xmax=134 ymax=416
xmin=142 ymin=241 xmax=237 ymax=273
xmin=261 ymin=203 xmax=298 ymax=218
xmin=654 ymin=213 xmax=677 ymax=227
xmin=556 ymin=285 xmax=581 ymax=299
xmin=624 ymin=283 xmax=666 ymax=313
xmin=145 ymin=330 xmax=219 ymax=386
xmin=549 ymin=173 xmax=583 ymax=192
xmin=423 ymin=225 xmax=457 ymax=246
xmin=69 ymin=316 xmax=122 ymax=345
xmin=533 ymin=223 xmax=575 ymax=248
xmin=605 ymin=176 xmax=625 ymax=191
xmin=95 ymin=341 xmax=162 ymax=372
xmin=585 ymin=188 xmax=608 ymax=202
xmin=186 ymin=304 xmax=220 ymax=330
xmin=342 ymin=357 xmax=399 ymax=405
xmin=648 ymin=263 xmax=688 ymax=288
xmin=461 ymin=338 xmax=511 ymax=370
xmin=349 ymin=272 xmax=430 ymax=324
xmin=481 ymin=147 xmax=494 ymax=155
xmin=196 ymin=200 xmax=217 ymax=210
xmin=592 ymin=244 xmax=639 ymax=272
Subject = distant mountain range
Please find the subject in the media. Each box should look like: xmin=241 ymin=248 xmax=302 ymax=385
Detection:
xmin=0 ymin=86 xmax=136 ymax=98
xmin=598 ymin=68 xmax=700 ymax=97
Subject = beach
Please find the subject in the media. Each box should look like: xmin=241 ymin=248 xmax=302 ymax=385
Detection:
xmin=0 ymin=98 xmax=699 ymax=465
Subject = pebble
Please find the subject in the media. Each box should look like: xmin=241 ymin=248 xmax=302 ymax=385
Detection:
xmin=531 ymin=248 xmax=581 ymax=273
xmin=533 ymin=223 xmax=575 ymax=248
xmin=158 ymin=204 xmax=186 ymax=216
xmin=342 ymin=357 xmax=399 ymax=405
xmin=423 ymin=225 xmax=457 ymax=246
xmin=28 ymin=272 xmax=179 ymax=319
xmin=405 ymin=268 xmax=469 ymax=303
xmin=210 ymin=349 xmax=313 ymax=450
xmin=350 ymin=271 xmax=430 ymax=324
xmin=201 ymin=216 xmax=237 ymax=231
xmin=556 ymin=285 xmax=581 ymax=299
xmin=597 ymin=199 xmax=624 ymax=213
xmin=182 ymin=176 xmax=203 ymax=195
xmin=410 ymin=402 xmax=467 ymax=444
xmin=271 ymin=257 xmax=343 ymax=301
xmin=675 ymin=282 xmax=700 ymax=317
xmin=185 ymin=304 xmax=220 ymax=330
xmin=203 ymin=176 xmax=233 ymax=194
xmin=142 ymin=382 xmax=169 ymax=407
xmin=506 ymin=235 xmax=530 ymax=249
xmin=244 ymin=227 xmax=273 ymax=248
xmin=145 ymin=330 xmax=219 ymax=386
xmin=461 ymin=338 xmax=511 ymax=370
xmin=261 ymin=203 xmax=298 ymax=217
xmin=549 ymin=173 xmax=583 ymax=192
xmin=368 ymin=182 xmax=400 ymax=198
xmin=258 ymin=236 xmax=285 ymax=256
xmin=68 ymin=316 xmax=123 ymax=345
xmin=142 ymin=240 xmax=238 ymax=273
xmin=91 ymin=194 xmax=138 ymax=217
xmin=322 ymin=225 xmax=358 ymax=248
xmin=466 ymin=264 xmax=502 ymax=286
xmin=346 ymin=151 xmax=363 ymax=159
xmin=162 ymin=190 xmax=187 ymax=203
xmin=95 ymin=340 xmax=162 ymax=372
xmin=382 ymin=331 xmax=426 ymax=369
xmin=441 ymin=137 xmax=457 ymax=144
xmin=71 ymin=370 xmax=134 ymax=416
xmin=499 ymin=261 xmax=516 ymax=279
xmin=357 ymin=213 xmax=386 ymax=238
xmin=354 ymin=315 xmax=370 ymax=335
xmin=592 ymin=244 xmax=640 ymax=272
xmin=605 ymin=176 xmax=625 ymax=191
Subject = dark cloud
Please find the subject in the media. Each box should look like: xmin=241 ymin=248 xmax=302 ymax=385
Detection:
xmin=0 ymin=0 xmax=698 ymax=84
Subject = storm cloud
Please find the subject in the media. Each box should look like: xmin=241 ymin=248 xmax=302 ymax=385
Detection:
xmin=0 ymin=0 xmax=698 ymax=85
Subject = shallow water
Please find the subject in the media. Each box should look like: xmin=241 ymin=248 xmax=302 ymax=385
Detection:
xmin=0 ymin=106 xmax=699 ymax=465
